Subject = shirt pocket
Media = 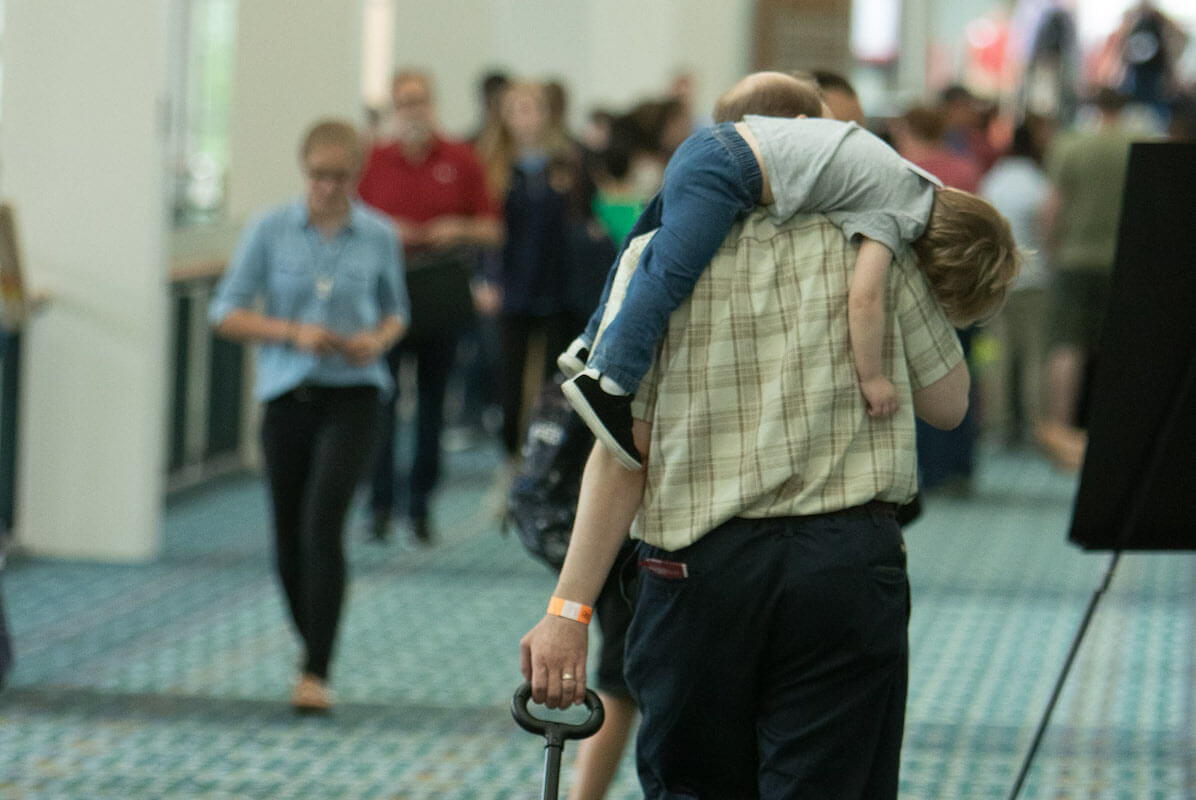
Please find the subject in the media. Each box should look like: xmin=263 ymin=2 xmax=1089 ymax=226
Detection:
xmin=340 ymin=241 xmax=386 ymax=286
xmin=268 ymin=240 xmax=316 ymax=297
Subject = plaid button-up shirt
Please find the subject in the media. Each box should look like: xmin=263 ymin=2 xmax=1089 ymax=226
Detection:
xmin=604 ymin=211 xmax=963 ymax=551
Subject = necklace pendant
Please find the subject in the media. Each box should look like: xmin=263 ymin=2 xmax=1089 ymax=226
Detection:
xmin=316 ymin=275 xmax=334 ymax=300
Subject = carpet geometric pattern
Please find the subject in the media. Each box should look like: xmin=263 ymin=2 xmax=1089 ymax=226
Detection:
xmin=2 ymin=442 xmax=1192 ymax=799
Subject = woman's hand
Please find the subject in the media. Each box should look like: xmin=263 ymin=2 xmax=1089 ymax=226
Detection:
xmin=291 ymin=323 xmax=342 ymax=357
xmin=339 ymin=330 xmax=388 ymax=366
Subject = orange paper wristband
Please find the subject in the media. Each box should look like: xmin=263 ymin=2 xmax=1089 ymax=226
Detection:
xmin=547 ymin=596 xmax=593 ymax=625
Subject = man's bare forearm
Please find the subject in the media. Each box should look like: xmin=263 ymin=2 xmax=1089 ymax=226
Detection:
xmin=466 ymin=216 xmax=505 ymax=248
xmin=552 ymin=437 xmax=647 ymax=606
xmin=520 ymin=422 xmax=650 ymax=709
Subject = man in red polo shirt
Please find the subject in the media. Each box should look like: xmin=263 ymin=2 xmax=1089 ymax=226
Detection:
xmin=358 ymin=69 xmax=503 ymax=544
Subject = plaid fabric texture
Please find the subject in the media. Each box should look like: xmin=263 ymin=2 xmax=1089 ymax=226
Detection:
xmin=604 ymin=210 xmax=962 ymax=551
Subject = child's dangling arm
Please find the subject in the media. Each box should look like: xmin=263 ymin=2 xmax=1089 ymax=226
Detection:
xmin=848 ymin=238 xmax=899 ymax=418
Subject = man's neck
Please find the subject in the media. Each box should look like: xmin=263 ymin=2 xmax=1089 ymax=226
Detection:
xmin=399 ymin=135 xmax=435 ymax=164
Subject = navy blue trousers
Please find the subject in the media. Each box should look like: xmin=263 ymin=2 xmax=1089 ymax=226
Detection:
xmin=625 ymin=505 xmax=910 ymax=799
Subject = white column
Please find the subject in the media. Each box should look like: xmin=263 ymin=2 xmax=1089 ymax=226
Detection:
xmin=0 ymin=0 xmax=171 ymax=561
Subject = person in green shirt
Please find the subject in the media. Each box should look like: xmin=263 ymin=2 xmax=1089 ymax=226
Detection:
xmin=1037 ymin=87 xmax=1138 ymax=471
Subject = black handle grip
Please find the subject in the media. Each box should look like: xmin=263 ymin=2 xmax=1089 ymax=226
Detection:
xmin=511 ymin=681 xmax=605 ymax=741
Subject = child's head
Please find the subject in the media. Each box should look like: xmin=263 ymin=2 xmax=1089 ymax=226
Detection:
xmin=912 ymin=188 xmax=1020 ymax=326
xmin=713 ymin=71 xmax=824 ymax=124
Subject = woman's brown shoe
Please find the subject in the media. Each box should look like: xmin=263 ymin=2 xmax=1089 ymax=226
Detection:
xmin=291 ymin=672 xmax=333 ymax=714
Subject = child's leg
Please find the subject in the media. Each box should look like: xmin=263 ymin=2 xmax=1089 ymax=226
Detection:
xmin=587 ymin=123 xmax=762 ymax=393
xmin=578 ymin=192 xmax=666 ymax=348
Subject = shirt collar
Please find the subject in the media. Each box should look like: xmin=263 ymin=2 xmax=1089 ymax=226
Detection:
xmin=294 ymin=199 xmax=359 ymax=234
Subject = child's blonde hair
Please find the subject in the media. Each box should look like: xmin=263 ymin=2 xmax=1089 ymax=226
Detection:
xmin=712 ymin=71 xmax=824 ymax=124
xmin=912 ymin=187 xmax=1020 ymax=325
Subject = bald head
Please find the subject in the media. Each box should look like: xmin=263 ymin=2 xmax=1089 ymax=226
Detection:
xmin=713 ymin=71 xmax=825 ymax=124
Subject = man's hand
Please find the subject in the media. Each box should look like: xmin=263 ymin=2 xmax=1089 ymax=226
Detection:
xmin=393 ymin=218 xmax=427 ymax=248
xmin=339 ymin=330 xmax=387 ymax=366
xmin=471 ymin=281 xmax=502 ymax=316
xmin=520 ymin=614 xmax=590 ymax=710
xmin=861 ymin=376 xmax=900 ymax=418
xmin=424 ymin=216 xmax=469 ymax=248
xmin=291 ymin=323 xmax=343 ymax=357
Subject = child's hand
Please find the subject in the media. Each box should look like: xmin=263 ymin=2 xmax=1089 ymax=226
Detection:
xmin=861 ymin=377 xmax=899 ymax=418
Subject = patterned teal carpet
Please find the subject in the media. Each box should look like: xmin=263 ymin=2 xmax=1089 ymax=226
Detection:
xmin=1 ymin=440 xmax=1192 ymax=799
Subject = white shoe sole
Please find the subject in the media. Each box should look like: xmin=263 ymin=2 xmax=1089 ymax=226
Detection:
xmin=561 ymin=379 xmax=643 ymax=471
xmin=556 ymin=351 xmax=585 ymax=379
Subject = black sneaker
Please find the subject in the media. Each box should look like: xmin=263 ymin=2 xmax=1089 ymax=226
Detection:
xmin=562 ymin=373 xmax=643 ymax=470
xmin=556 ymin=338 xmax=590 ymax=380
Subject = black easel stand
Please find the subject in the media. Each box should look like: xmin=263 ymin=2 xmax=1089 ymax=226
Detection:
xmin=1007 ymin=141 xmax=1196 ymax=799
xmin=1010 ymin=357 xmax=1192 ymax=799
xmin=1005 ymin=551 xmax=1118 ymax=800
xmin=1009 ymin=327 xmax=1196 ymax=800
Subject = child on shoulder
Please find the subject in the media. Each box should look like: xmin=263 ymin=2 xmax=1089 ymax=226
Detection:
xmin=562 ymin=71 xmax=1018 ymax=469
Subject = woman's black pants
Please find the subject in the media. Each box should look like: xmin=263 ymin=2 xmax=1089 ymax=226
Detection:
xmin=261 ymin=385 xmax=379 ymax=680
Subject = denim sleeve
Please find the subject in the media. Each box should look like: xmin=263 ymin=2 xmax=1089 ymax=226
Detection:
xmin=209 ymin=211 xmax=271 ymax=326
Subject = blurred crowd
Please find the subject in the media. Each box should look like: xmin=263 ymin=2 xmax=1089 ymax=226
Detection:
xmin=356 ymin=3 xmax=1192 ymax=519
xmin=200 ymin=0 xmax=1194 ymax=751
xmin=358 ymin=67 xmax=721 ymax=536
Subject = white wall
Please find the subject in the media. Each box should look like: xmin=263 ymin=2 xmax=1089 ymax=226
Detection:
xmin=227 ymin=1 xmax=366 ymax=220
xmin=390 ymin=0 xmax=755 ymax=137
xmin=1 ymin=0 xmax=171 ymax=561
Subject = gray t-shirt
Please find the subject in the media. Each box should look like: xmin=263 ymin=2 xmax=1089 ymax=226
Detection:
xmin=744 ymin=116 xmax=940 ymax=256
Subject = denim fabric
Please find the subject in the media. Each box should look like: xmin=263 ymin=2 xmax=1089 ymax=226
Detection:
xmin=624 ymin=506 xmax=909 ymax=799
xmin=581 ymin=123 xmax=762 ymax=392
xmin=209 ymin=200 xmax=409 ymax=402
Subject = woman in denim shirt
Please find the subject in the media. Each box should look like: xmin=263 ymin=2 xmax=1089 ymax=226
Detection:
xmin=210 ymin=119 xmax=409 ymax=712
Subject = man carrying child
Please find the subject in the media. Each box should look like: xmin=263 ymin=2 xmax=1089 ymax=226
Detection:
xmin=521 ymin=72 xmax=1011 ymax=798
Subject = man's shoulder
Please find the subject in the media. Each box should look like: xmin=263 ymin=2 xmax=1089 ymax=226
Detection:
xmin=737 ymin=208 xmax=839 ymax=238
xmin=363 ymin=140 xmax=401 ymax=167
xmin=623 ymin=210 xmax=851 ymax=273
xmin=432 ymin=136 xmax=483 ymax=165
xmin=731 ymin=210 xmax=855 ymax=266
